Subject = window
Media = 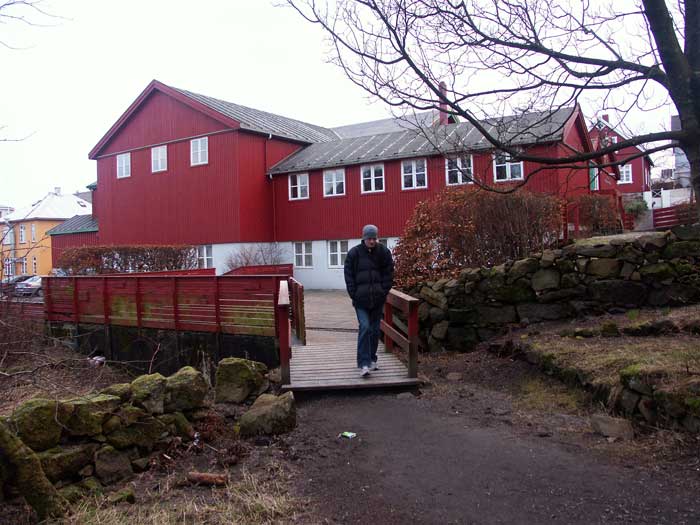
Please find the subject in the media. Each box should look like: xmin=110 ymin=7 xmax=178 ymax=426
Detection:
xmin=493 ymin=152 xmax=524 ymax=181
xmin=328 ymin=240 xmax=349 ymax=267
xmin=2 ymin=228 xmax=12 ymax=245
xmin=191 ymin=137 xmax=209 ymax=166
xmin=361 ymin=164 xmax=384 ymax=193
xmin=19 ymin=225 xmax=25 ymax=243
xmin=294 ymin=242 xmax=313 ymax=268
xmin=3 ymin=258 xmax=13 ymax=277
xmin=197 ymin=245 xmax=213 ymax=269
xmin=151 ymin=145 xmax=167 ymax=172
xmin=20 ymin=257 xmax=27 ymax=274
xmin=323 ymin=169 xmax=345 ymax=197
xmin=116 ymin=153 xmax=131 ymax=179
xmin=446 ymin=156 xmax=473 ymax=185
xmin=402 ymin=159 xmax=427 ymax=189
xmin=589 ymin=162 xmax=599 ymax=191
xmin=31 ymin=223 xmax=36 ymax=243
xmin=619 ymin=164 xmax=633 ymax=184
xmin=32 ymin=256 xmax=37 ymax=274
xmin=288 ymin=173 xmax=309 ymax=200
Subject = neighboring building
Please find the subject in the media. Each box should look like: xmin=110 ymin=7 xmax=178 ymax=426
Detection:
xmin=58 ymin=80 xmax=599 ymax=289
xmin=589 ymin=115 xmax=653 ymax=195
xmin=0 ymin=205 xmax=14 ymax=220
xmin=2 ymin=189 xmax=91 ymax=277
xmin=671 ymin=115 xmax=692 ymax=188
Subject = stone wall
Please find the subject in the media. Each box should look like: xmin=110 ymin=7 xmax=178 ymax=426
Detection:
xmin=409 ymin=226 xmax=700 ymax=352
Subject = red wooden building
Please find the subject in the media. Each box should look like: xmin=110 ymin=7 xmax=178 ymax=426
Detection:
xmin=52 ymin=80 xmax=606 ymax=288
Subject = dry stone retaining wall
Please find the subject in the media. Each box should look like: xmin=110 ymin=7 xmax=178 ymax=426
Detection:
xmin=408 ymin=226 xmax=700 ymax=352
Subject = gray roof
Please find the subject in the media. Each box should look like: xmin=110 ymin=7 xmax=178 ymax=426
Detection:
xmin=173 ymin=87 xmax=339 ymax=144
xmin=332 ymin=111 xmax=440 ymax=139
xmin=269 ymin=107 xmax=576 ymax=174
xmin=47 ymin=214 xmax=98 ymax=236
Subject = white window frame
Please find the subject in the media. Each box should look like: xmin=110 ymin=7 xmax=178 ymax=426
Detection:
xmin=294 ymin=241 xmax=313 ymax=268
xmin=3 ymin=258 xmax=13 ymax=277
xmin=323 ymin=169 xmax=346 ymax=197
xmin=197 ymin=245 xmax=213 ymax=269
xmin=327 ymin=240 xmax=349 ymax=268
xmin=619 ymin=164 xmax=633 ymax=184
xmin=360 ymin=164 xmax=385 ymax=194
xmin=30 ymin=223 xmax=36 ymax=243
xmin=116 ymin=152 xmax=131 ymax=179
xmin=401 ymin=158 xmax=428 ymax=190
xmin=20 ymin=257 xmax=27 ymax=274
xmin=19 ymin=225 xmax=25 ymax=244
xmin=493 ymin=152 xmax=524 ymax=182
xmin=445 ymin=156 xmax=474 ymax=186
xmin=190 ymin=137 xmax=209 ymax=166
xmin=288 ymin=173 xmax=309 ymax=200
xmin=3 ymin=227 xmax=12 ymax=245
xmin=32 ymin=256 xmax=37 ymax=274
xmin=151 ymin=145 xmax=168 ymax=173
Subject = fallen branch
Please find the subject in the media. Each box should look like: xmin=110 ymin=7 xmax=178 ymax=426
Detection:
xmin=186 ymin=471 xmax=228 ymax=486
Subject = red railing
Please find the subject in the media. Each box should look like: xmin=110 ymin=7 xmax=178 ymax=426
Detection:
xmin=653 ymin=204 xmax=694 ymax=229
xmin=276 ymin=280 xmax=292 ymax=384
xmin=381 ymin=289 xmax=420 ymax=378
xmin=42 ymin=274 xmax=286 ymax=337
xmin=0 ymin=299 xmax=44 ymax=321
xmin=107 ymin=268 xmax=216 ymax=277
xmin=288 ymin=277 xmax=306 ymax=345
xmin=225 ymin=264 xmax=293 ymax=276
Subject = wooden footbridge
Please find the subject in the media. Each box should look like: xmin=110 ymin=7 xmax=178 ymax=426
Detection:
xmin=278 ymin=281 xmax=420 ymax=392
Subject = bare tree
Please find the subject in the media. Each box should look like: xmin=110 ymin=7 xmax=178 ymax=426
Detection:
xmin=287 ymin=0 xmax=699 ymax=210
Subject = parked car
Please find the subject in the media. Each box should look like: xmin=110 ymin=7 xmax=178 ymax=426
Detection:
xmin=0 ymin=275 xmax=31 ymax=297
xmin=13 ymin=275 xmax=44 ymax=297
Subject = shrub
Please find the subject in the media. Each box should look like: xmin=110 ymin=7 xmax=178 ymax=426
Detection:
xmin=224 ymin=243 xmax=286 ymax=272
xmin=623 ymin=199 xmax=648 ymax=217
xmin=393 ymin=188 xmax=563 ymax=287
xmin=56 ymin=245 xmax=198 ymax=275
xmin=573 ymin=194 xmax=620 ymax=235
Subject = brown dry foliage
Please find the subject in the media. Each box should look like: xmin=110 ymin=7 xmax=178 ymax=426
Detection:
xmin=57 ymin=245 xmax=198 ymax=275
xmin=393 ymin=188 xmax=563 ymax=287
xmin=573 ymin=194 xmax=621 ymax=235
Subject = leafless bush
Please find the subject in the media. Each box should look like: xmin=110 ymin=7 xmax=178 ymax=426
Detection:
xmin=224 ymin=244 xmax=286 ymax=272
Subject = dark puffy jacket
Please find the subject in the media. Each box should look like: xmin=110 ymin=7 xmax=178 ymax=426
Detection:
xmin=344 ymin=241 xmax=394 ymax=310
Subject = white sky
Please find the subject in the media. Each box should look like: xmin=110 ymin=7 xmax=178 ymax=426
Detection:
xmin=0 ymin=0 xmax=677 ymax=209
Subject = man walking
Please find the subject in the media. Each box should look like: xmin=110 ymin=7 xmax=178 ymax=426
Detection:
xmin=344 ymin=225 xmax=394 ymax=377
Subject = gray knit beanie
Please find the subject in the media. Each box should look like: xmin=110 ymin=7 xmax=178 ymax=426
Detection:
xmin=362 ymin=224 xmax=379 ymax=240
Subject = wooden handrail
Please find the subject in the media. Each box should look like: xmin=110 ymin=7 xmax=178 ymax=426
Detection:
xmin=381 ymin=288 xmax=419 ymax=378
xmin=277 ymin=280 xmax=291 ymax=384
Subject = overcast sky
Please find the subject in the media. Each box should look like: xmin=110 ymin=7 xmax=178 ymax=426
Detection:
xmin=1 ymin=0 xmax=677 ymax=209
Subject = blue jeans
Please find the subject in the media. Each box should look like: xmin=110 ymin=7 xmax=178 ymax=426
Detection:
xmin=356 ymin=306 xmax=383 ymax=368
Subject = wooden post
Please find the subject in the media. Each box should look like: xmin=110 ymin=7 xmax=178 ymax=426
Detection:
xmin=103 ymin=277 xmax=112 ymax=359
xmin=383 ymin=300 xmax=394 ymax=353
xmin=72 ymin=277 xmax=79 ymax=324
xmin=44 ymin=277 xmax=52 ymax=337
xmin=172 ymin=277 xmax=181 ymax=356
xmin=214 ymin=276 xmax=222 ymax=362
xmin=276 ymin=280 xmax=291 ymax=385
xmin=298 ymin=282 xmax=306 ymax=345
xmin=407 ymin=300 xmax=419 ymax=379
xmin=135 ymin=277 xmax=142 ymax=329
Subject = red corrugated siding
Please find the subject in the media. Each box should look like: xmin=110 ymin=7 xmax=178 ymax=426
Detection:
xmin=99 ymin=91 xmax=229 ymax=156
xmin=272 ymin=146 xmax=568 ymax=241
xmin=51 ymin=231 xmax=100 ymax=267
xmin=97 ymin=132 xmax=243 ymax=245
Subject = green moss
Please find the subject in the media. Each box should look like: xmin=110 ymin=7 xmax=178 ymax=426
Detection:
xmin=64 ymin=394 xmax=121 ymax=436
xmin=600 ymin=321 xmax=621 ymax=337
xmin=620 ymin=363 xmax=643 ymax=380
xmin=131 ymin=373 xmax=166 ymax=414
xmin=164 ymin=366 xmax=209 ymax=412
xmin=37 ymin=444 xmax=98 ymax=483
xmin=626 ymin=309 xmax=640 ymax=321
xmin=100 ymin=383 xmax=132 ymax=401
xmin=684 ymin=397 xmax=700 ymax=414
xmin=10 ymin=398 xmax=73 ymax=451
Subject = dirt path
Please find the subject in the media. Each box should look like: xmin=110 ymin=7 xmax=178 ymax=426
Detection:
xmin=288 ymin=387 xmax=698 ymax=524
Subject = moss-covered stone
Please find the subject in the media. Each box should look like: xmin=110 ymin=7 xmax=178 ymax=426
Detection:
xmin=531 ymin=269 xmax=560 ymax=291
xmin=215 ymin=358 xmax=268 ymax=404
xmin=37 ymin=444 xmax=98 ymax=482
xmin=131 ymin=373 xmax=167 ymax=414
xmin=508 ymin=258 xmax=539 ymax=282
xmin=94 ymin=446 xmax=133 ymax=485
xmin=600 ymin=321 xmax=621 ymax=337
xmin=586 ymin=258 xmax=621 ymax=279
xmin=64 ymin=394 xmax=122 ymax=437
xmin=106 ymin=415 xmax=166 ymax=450
xmin=101 ymin=383 xmax=132 ymax=401
xmin=78 ymin=476 xmax=103 ymax=495
xmin=662 ymin=240 xmax=700 ymax=259
xmin=10 ymin=398 xmax=73 ymax=451
xmin=102 ymin=415 xmax=122 ymax=434
xmin=639 ymin=263 xmax=676 ymax=281
xmin=238 ymin=392 xmax=296 ymax=437
xmin=164 ymin=366 xmax=209 ymax=412
xmin=108 ymin=485 xmax=136 ymax=504
xmin=58 ymin=484 xmax=86 ymax=504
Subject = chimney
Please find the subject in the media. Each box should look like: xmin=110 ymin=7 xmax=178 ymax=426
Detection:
xmin=439 ymin=81 xmax=449 ymax=125
xmin=54 ymin=187 xmax=61 ymax=195
xmin=602 ymin=114 xmax=609 ymax=123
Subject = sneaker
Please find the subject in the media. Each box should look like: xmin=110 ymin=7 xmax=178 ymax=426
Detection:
xmin=371 ymin=361 xmax=379 ymax=371
xmin=361 ymin=366 xmax=370 ymax=377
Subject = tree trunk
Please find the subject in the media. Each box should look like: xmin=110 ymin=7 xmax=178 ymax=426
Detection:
xmin=688 ymin=146 xmax=700 ymax=221
xmin=0 ymin=420 xmax=67 ymax=520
